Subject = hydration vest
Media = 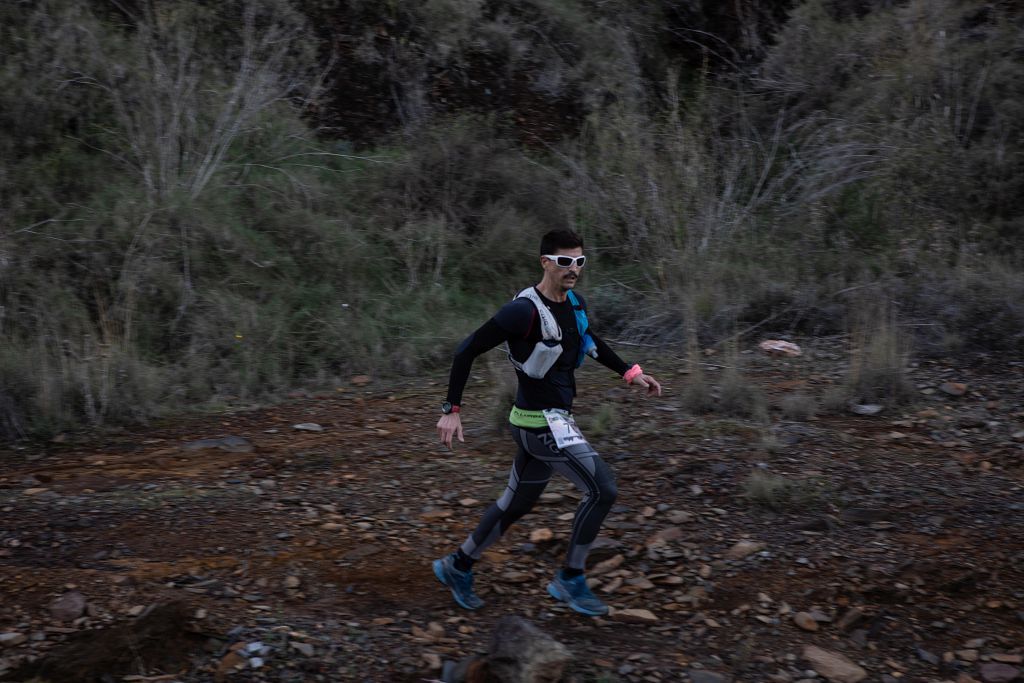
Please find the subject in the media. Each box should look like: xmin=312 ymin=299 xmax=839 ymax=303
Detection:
xmin=507 ymin=287 xmax=598 ymax=379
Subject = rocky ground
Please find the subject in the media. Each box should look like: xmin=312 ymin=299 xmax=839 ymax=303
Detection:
xmin=1 ymin=339 xmax=1023 ymax=683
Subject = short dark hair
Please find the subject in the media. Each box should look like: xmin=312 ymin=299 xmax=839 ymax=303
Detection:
xmin=539 ymin=229 xmax=584 ymax=255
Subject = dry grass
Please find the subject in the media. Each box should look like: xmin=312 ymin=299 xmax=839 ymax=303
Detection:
xmin=582 ymin=403 xmax=619 ymax=439
xmin=742 ymin=470 xmax=830 ymax=511
xmin=779 ymin=392 xmax=817 ymax=421
xmin=717 ymin=345 xmax=768 ymax=422
xmin=840 ymin=302 xmax=914 ymax=407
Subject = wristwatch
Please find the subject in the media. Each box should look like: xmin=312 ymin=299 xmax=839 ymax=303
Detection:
xmin=441 ymin=401 xmax=460 ymax=415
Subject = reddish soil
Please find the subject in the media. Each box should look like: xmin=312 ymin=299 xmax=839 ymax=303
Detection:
xmin=1 ymin=344 xmax=1023 ymax=682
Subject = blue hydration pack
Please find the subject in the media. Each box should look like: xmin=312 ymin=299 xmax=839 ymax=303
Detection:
xmin=567 ymin=290 xmax=597 ymax=368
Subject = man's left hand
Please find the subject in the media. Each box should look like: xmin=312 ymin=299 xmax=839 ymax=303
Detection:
xmin=629 ymin=373 xmax=662 ymax=396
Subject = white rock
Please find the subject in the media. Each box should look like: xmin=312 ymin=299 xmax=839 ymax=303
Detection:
xmin=293 ymin=423 xmax=324 ymax=432
xmin=848 ymin=404 xmax=884 ymax=416
xmin=726 ymin=540 xmax=766 ymax=560
xmin=802 ymin=645 xmax=867 ymax=683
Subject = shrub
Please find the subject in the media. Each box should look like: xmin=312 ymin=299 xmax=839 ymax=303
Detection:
xmin=780 ymin=393 xmax=817 ymax=421
xmin=742 ymin=470 xmax=830 ymax=512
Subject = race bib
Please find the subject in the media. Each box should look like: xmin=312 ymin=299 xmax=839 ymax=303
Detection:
xmin=542 ymin=409 xmax=587 ymax=449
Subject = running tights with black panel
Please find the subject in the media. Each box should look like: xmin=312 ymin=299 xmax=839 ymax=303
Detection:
xmin=459 ymin=425 xmax=617 ymax=570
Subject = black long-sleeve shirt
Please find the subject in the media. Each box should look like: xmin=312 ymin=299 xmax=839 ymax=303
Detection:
xmin=445 ymin=288 xmax=629 ymax=411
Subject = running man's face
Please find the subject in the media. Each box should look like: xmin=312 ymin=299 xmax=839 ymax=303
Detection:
xmin=541 ymin=246 xmax=584 ymax=292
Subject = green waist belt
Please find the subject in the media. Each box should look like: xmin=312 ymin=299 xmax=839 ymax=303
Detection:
xmin=508 ymin=406 xmax=549 ymax=429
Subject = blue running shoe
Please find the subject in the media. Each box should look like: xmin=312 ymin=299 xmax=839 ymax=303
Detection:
xmin=546 ymin=570 xmax=608 ymax=616
xmin=432 ymin=553 xmax=484 ymax=610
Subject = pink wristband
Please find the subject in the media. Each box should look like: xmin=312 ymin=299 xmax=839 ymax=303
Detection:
xmin=623 ymin=364 xmax=643 ymax=383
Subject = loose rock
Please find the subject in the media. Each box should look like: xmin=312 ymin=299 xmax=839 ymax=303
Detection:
xmin=612 ymin=608 xmax=658 ymax=624
xmin=793 ymin=612 xmax=819 ymax=632
xmin=0 ymin=633 xmax=26 ymax=648
xmin=726 ymin=540 xmax=765 ymax=560
xmin=49 ymin=591 xmax=87 ymax=622
xmin=979 ymin=663 xmax=1020 ymax=683
xmin=802 ymin=645 xmax=868 ymax=683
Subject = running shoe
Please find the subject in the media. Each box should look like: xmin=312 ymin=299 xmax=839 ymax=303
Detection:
xmin=546 ymin=570 xmax=609 ymax=616
xmin=432 ymin=553 xmax=484 ymax=610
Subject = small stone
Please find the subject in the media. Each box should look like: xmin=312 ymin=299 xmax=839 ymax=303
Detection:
xmin=216 ymin=651 xmax=247 ymax=676
xmin=726 ymin=540 xmax=766 ymax=560
xmin=591 ymin=554 xmax=625 ymax=575
xmin=992 ymin=655 xmax=1024 ymax=665
xmin=293 ymin=423 xmax=324 ymax=432
xmin=802 ymin=645 xmax=868 ymax=683
xmin=0 ymin=633 xmax=27 ymax=648
xmin=612 ymin=608 xmax=658 ymax=624
xmin=646 ymin=526 xmax=683 ymax=546
xmin=422 ymin=652 xmax=442 ymax=670
xmin=848 ymin=404 xmax=884 ymax=416
xmin=689 ymin=671 xmax=730 ymax=683
xmin=794 ymin=612 xmax=819 ymax=632
xmin=49 ymin=591 xmax=87 ymax=621
xmin=350 ymin=375 xmax=372 ymax=386
xmin=957 ymin=650 xmax=980 ymax=662
xmin=181 ymin=436 xmax=254 ymax=453
xmin=979 ymin=662 xmax=1021 ymax=683
xmin=459 ymin=498 xmax=480 ymax=507
xmin=916 ymin=646 xmax=940 ymax=665
xmin=668 ymin=510 xmax=694 ymax=524
xmin=940 ymin=382 xmax=967 ymax=396
xmin=530 ymin=528 xmax=554 ymax=543
xmin=127 ymin=605 xmax=146 ymax=616
xmin=290 ymin=641 xmax=315 ymax=657
xmin=284 ymin=576 xmax=301 ymax=589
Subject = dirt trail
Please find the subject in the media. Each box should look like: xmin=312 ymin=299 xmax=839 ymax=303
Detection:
xmin=2 ymin=347 xmax=1023 ymax=682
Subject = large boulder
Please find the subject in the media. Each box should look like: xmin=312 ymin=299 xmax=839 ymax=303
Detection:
xmin=446 ymin=616 xmax=573 ymax=683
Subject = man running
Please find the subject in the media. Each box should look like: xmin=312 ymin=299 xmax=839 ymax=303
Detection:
xmin=433 ymin=229 xmax=662 ymax=616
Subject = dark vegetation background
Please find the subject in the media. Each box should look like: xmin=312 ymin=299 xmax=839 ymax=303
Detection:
xmin=1 ymin=0 xmax=1021 ymax=438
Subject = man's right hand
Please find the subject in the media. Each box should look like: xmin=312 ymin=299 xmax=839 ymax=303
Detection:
xmin=437 ymin=413 xmax=465 ymax=449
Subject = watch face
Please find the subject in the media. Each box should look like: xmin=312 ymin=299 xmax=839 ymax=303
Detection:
xmin=441 ymin=401 xmax=453 ymax=414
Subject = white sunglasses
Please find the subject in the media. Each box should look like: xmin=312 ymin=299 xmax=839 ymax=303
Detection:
xmin=543 ymin=254 xmax=587 ymax=268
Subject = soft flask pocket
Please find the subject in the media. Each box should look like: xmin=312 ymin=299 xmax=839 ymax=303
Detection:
xmin=520 ymin=340 xmax=562 ymax=378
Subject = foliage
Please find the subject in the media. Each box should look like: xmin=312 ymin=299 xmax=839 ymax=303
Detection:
xmin=1 ymin=0 xmax=1022 ymax=438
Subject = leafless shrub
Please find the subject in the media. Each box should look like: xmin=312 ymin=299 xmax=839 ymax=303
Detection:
xmin=843 ymin=300 xmax=914 ymax=406
xmin=679 ymin=325 xmax=714 ymax=415
xmin=717 ymin=344 xmax=768 ymax=421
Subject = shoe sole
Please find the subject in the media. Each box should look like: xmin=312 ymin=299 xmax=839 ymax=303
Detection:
xmin=546 ymin=581 xmax=608 ymax=617
xmin=433 ymin=559 xmax=482 ymax=611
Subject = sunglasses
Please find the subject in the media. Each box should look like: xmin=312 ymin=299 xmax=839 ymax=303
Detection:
xmin=543 ymin=254 xmax=587 ymax=268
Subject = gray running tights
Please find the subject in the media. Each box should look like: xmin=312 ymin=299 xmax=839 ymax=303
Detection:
xmin=459 ymin=425 xmax=617 ymax=570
